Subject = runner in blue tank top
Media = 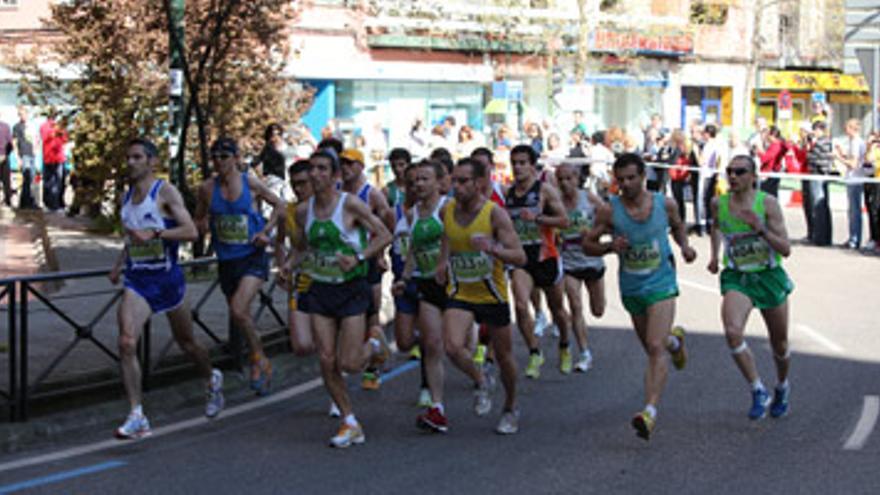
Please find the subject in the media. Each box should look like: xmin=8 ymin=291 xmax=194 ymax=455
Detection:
xmin=195 ymin=137 xmax=284 ymax=397
xmin=109 ymin=138 xmax=224 ymax=440
xmin=584 ymin=153 xmax=696 ymax=441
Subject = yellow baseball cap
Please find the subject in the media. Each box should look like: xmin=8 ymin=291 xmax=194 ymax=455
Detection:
xmin=340 ymin=148 xmax=365 ymax=164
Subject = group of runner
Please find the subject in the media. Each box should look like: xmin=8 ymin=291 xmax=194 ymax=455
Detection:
xmin=109 ymin=136 xmax=794 ymax=446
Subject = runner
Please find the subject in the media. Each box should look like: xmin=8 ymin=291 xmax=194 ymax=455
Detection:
xmin=583 ymin=152 xmax=696 ymax=441
xmin=707 ymin=154 xmax=794 ymax=420
xmin=339 ymin=148 xmax=395 ymax=390
xmin=505 ymin=144 xmax=573 ymax=378
xmin=383 ymin=147 xmax=411 ymax=208
xmin=292 ymin=148 xmax=392 ymax=447
xmin=435 ymin=157 xmax=526 ymax=434
xmin=195 ymin=137 xmax=284 ymax=397
xmin=393 ymin=160 xmax=449 ymax=430
xmin=556 ymin=162 xmax=606 ymax=372
xmin=110 ymin=138 xmax=223 ymax=439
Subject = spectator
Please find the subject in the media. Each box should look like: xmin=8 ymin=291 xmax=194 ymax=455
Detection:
xmin=789 ymin=122 xmax=812 ymax=241
xmin=589 ymin=130 xmax=613 ymax=196
xmin=807 ymin=120 xmax=834 ymax=246
xmin=456 ymin=125 xmax=478 ymax=159
xmin=568 ymin=130 xmax=588 ymax=159
xmin=544 ymin=133 xmax=566 ymax=160
xmin=571 ymin=110 xmax=588 ymax=136
xmin=697 ymin=124 xmax=725 ymax=234
xmin=526 ymin=122 xmax=543 ymax=155
xmin=834 ymin=118 xmax=867 ymax=249
xmin=759 ymin=126 xmax=787 ymax=197
xmin=863 ymin=132 xmax=880 ymax=252
xmin=0 ymin=116 xmax=12 ymax=207
xmin=688 ymin=120 xmax=705 ymax=234
xmin=12 ymin=106 xmax=39 ymax=209
xmin=664 ymin=129 xmax=691 ymax=224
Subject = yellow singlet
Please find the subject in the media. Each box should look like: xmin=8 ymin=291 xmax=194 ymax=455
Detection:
xmin=286 ymin=202 xmax=312 ymax=310
xmin=443 ymin=198 xmax=509 ymax=305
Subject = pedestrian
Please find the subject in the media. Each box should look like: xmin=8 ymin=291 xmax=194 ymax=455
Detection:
xmin=39 ymin=109 xmax=67 ymax=212
xmin=12 ymin=106 xmax=38 ymax=209
xmin=0 ymin=117 xmax=12 ymax=207
xmin=707 ymin=154 xmax=794 ymax=420
xmin=583 ymin=152 xmax=696 ymax=441
xmin=109 ymin=138 xmax=224 ymax=439
xmin=195 ymin=137 xmax=284 ymax=396
xmin=806 ymin=121 xmax=834 ymax=246
xmin=697 ymin=124 xmax=725 ymax=234
xmin=759 ymin=126 xmax=787 ymax=198
xmin=864 ymin=132 xmax=880 ymax=252
xmin=663 ymin=129 xmax=690 ymax=224
xmin=834 ymin=119 xmax=867 ymax=249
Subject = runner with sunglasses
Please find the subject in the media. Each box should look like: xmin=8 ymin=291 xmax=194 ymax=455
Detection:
xmin=707 ymin=155 xmax=794 ymax=420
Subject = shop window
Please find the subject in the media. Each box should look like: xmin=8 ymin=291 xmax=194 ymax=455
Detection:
xmin=690 ymin=1 xmax=728 ymax=25
xmin=683 ymin=87 xmax=702 ymax=106
xmin=706 ymin=87 xmax=721 ymax=100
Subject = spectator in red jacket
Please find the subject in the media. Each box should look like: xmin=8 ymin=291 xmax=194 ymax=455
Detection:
xmin=40 ymin=110 xmax=68 ymax=212
xmin=759 ymin=126 xmax=787 ymax=197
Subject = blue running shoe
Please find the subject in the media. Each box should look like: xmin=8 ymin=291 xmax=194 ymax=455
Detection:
xmin=770 ymin=385 xmax=790 ymax=418
xmin=748 ymin=388 xmax=771 ymax=420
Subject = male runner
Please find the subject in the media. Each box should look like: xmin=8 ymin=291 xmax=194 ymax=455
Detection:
xmin=707 ymin=155 xmax=794 ymax=419
xmin=339 ymin=148 xmax=395 ymax=390
xmin=383 ymin=147 xmax=411 ymax=208
xmin=293 ymin=149 xmax=392 ymax=447
xmin=394 ymin=160 xmax=449 ymax=430
xmin=110 ymin=138 xmax=223 ymax=439
xmin=556 ymin=162 xmax=606 ymax=372
xmin=195 ymin=137 xmax=283 ymax=396
xmin=436 ymin=158 xmax=526 ymax=434
xmin=583 ymin=153 xmax=695 ymax=441
xmin=505 ymin=144 xmax=572 ymax=377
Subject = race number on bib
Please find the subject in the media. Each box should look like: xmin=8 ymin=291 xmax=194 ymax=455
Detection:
xmin=128 ymin=238 xmax=165 ymax=263
xmin=216 ymin=214 xmax=249 ymax=245
xmin=302 ymin=251 xmax=346 ymax=283
xmin=450 ymin=251 xmax=493 ymax=282
xmin=414 ymin=245 xmax=441 ymax=277
xmin=728 ymin=234 xmax=772 ymax=271
xmin=621 ymin=241 xmax=662 ymax=275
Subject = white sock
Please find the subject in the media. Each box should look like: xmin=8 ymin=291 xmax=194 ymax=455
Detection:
xmin=666 ymin=335 xmax=680 ymax=352
xmin=751 ymin=379 xmax=765 ymax=391
xmin=132 ymin=404 xmax=144 ymax=417
xmin=369 ymin=338 xmax=380 ymax=354
xmin=432 ymin=402 xmax=445 ymax=414
xmin=582 ymin=349 xmax=592 ymax=359
xmin=644 ymin=404 xmax=657 ymax=419
xmin=344 ymin=413 xmax=358 ymax=427
xmin=777 ymin=379 xmax=789 ymax=391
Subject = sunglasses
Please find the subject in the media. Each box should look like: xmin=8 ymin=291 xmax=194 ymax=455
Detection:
xmin=211 ymin=153 xmax=233 ymax=160
xmin=726 ymin=167 xmax=750 ymax=177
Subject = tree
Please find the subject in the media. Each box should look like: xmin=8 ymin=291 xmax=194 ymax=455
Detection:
xmin=8 ymin=0 xmax=312 ymax=217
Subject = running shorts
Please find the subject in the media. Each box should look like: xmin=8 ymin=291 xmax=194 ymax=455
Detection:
xmin=720 ymin=266 xmax=793 ymax=310
xmin=446 ymin=299 xmax=511 ymax=327
xmin=564 ymin=266 xmax=606 ymax=283
xmin=415 ymin=277 xmax=447 ymax=310
xmin=302 ymin=278 xmax=370 ymax=319
xmin=124 ymin=266 xmax=186 ymax=314
xmin=621 ymin=287 xmax=679 ymax=316
xmin=218 ymin=250 xmax=269 ymax=298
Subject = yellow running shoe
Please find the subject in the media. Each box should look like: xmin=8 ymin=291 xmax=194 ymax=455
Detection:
xmin=473 ymin=344 xmax=487 ymax=366
xmin=631 ymin=410 xmax=656 ymax=441
xmin=524 ymin=352 xmax=545 ymax=379
xmin=409 ymin=346 xmax=422 ymax=361
xmin=669 ymin=326 xmax=687 ymax=370
xmin=559 ymin=347 xmax=573 ymax=374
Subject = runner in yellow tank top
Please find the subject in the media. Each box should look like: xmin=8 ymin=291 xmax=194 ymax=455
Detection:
xmin=436 ymin=158 xmax=526 ymax=435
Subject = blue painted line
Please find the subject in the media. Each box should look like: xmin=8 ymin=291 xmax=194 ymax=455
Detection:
xmin=0 ymin=460 xmax=127 ymax=494
xmin=379 ymin=360 xmax=420 ymax=383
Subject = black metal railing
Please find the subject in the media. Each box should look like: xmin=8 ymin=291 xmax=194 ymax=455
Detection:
xmin=0 ymin=258 xmax=287 ymax=422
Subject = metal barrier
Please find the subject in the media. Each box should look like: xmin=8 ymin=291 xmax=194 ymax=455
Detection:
xmin=0 ymin=257 xmax=287 ymax=422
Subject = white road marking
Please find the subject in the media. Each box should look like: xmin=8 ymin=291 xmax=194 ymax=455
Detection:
xmin=794 ymin=323 xmax=844 ymax=354
xmin=678 ymin=278 xmax=718 ymax=295
xmin=0 ymin=377 xmax=323 ymax=474
xmin=844 ymin=396 xmax=879 ymax=451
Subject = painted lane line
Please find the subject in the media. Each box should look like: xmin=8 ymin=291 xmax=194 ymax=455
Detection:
xmin=0 ymin=460 xmax=126 ymax=494
xmin=678 ymin=278 xmax=718 ymax=295
xmin=0 ymin=357 xmax=420 ymax=475
xmin=795 ymin=323 xmax=844 ymax=354
xmin=380 ymin=360 xmax=419 ymax=383
xmin=843 ymin=395 xmax=879 ymax=451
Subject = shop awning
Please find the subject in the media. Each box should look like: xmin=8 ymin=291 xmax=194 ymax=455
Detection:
xmin=760 ymin=70 xmax=869 ymax=93
xmin=585 ymin=73 xmax=668 ymax=88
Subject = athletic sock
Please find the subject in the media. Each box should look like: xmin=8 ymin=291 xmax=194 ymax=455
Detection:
xmin=751 ymin=379 xmax=765 ymax=392
xmin=344 ymin=413 xmax=358 ymax=427
xmin=777 ymin=379 xmax=789 ymax=391
xmin=644 ymin=404 xmax=657 ymax=419
xmin=132 ymin=404 xmax=144 ymax=417
xmin=432 ymin=402 xmax=445 ymax=414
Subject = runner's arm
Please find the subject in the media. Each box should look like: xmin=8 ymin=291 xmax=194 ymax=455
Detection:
xmin=248 ymin=173 xmax=285 ymax=238
xmin=707 ymin=198 xmax=721 ymax=273
xmin=665 ymin=197 xmax=696 ymax=262
xmin=157 ymin=183 xmax=198 ymax=242
xmin=535 ymin=183 xmax=569 ymax=229
xmin=582 ymin=204 xmax=614 ymax=256
xmin=347 ymin=195 xmax=392 ymax=260
xmin=490 ymin=206 xmax=527 ymax=266
xmin=369 ymin=187 xmax=396 ymax=231
xmin=194 ymin=181 xmax=212 ymax=236
xmin=108 ymin=248 xmax=126 ymax=285
xmin=761 ymin=195 xmax=791 ymax=257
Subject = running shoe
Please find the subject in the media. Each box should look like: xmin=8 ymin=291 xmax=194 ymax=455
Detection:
xmin=534 ymin=311 xmax=548 ymax=338
xmin=631 ymin=410 xmax=655 ymax=441
xmin=748 ymin=387 xmax=772 ymax=420
xmin=115 ymin=412 xmax=152 ymax=440
xmin=205 ymin=369 xmax=225 ymax=419
xmin=524 ymin=352 xmax=545 ymax=379
xmin=495 ymin=409 xmax=520 ymax=435
xmin=369 ymin=327 xmax=391 ymax=367
xmin=329 ymin=422 xmax=365 ymax=448
xmin=255 ymin=360 xmax=273 ymax=397
xmin=417 ymin=388 xmax=432 ymax=408
xmin=417 ymin=406 xmax=449 ymax=433
xmin=328 ymin=401 xmax=341 ymax=418
xmin=574 ymin=350 xmax=593 ymax=373
xmin=409 ymin=346 xmax=422 ymax=361
xmin=770 ymin=385 xmax=790 ymax=418
xmin=482 ymin=361 xmax=497 ymax=391
xmin=551 ymin=324 xmax=560 ymax=339
xmin=473 ymin=344 xmax=487 ymax=366
xmin=559 ymin=346 xmax=573 ymax=375
xmin=473 ymin=384 xmax=492 ymax=417
xmin=361 ymin=370 xmax=381 ymax=391
xmin=669 ymin=326 xmax=688 ymax=370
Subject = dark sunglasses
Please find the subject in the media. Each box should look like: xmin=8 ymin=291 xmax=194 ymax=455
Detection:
xmin=726 ymin=167 xmax=750 ymax=177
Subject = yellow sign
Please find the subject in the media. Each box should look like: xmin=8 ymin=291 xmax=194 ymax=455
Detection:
xmin=761 ymin=70 xmax=869 ymax=92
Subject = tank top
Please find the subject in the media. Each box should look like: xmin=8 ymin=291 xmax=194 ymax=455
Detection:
xmin=410 ymin=197 xmax=447 ymax=280
xmin=391 ymin=202 xmax=411 ymax=279
xmin=505 ymin=180 xmax=558 ymax=262
xmin=302 ymin=192 xmax=367 ymax=284
xmin=386 ymin=181 xmax=405 ymax=208
xmin=209 ymin=173 xmax=266 ymax=261
xmin=444 ymin=198 xmax=508 ymax=304
xmin=121 ymin=180 xmax=178 ymax=272
xmin=559 ymin=190 xmax=605 ymax=272
xmin=718 ymin=191 xmax=781 ymax=273
xmin=286 ymin=201 xmax=312 ymax=293
xmin=611 ymin=192 xmax=677 ymax=297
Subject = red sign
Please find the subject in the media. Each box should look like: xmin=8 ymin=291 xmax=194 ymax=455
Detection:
xmin=591 ymin=28 xmax=694 ymax=56
xmin=778 ymin=89 xmax=793 ymax=110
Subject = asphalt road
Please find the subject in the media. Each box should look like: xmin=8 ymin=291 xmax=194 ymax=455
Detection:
xmin=1 ymin=210 xmax=878 ymax=494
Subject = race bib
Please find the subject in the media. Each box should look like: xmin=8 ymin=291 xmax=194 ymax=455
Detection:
xmin=560 ymin=211 xmax=591 ymax=251
xmin=728 ymin=234 xmax=772 ymax=271
xmin=621 ymin=240 xmax=662 ymax=274
xmin=511 ymin=208 xmax=541 ymax=244
xmin=396 ymin=234 xmax=411 ymax=259
xmin=414 ymin=245 xmax=441 ymax=277
xmin=450 ymin=251 xmax=493 ymax=282
xmin=302 ymin=251 xmax=345 ymax=283
xmin=127 ymin=238 xmax=165 ymax=263
xmin=215 ymin=214 xmax=249 ymax=245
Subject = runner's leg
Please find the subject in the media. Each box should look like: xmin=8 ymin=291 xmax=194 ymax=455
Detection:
xmin=117 ymin=289 xmax=152 ymax=410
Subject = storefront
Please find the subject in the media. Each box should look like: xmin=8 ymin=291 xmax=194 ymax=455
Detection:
xmin=677 ymin=62 xmax=749 ymax=133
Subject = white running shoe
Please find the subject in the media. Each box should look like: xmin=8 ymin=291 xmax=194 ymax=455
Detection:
xmin=329 ymin=422 xmax=365 ymax=448
xmin=495 ymin=409 xmax=520 ymax=435
xmin=205 ymin=369 xmax=225 ymax=418
xmin=115 ymin=412 xmax=151 ymax=440
xmin=574 ymin=351 xmax=593 ymax=373
xmin=328 ymin=401 xmax=341 ymax=418
xmin=473 ymin=384 xmax=492 ymax=417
